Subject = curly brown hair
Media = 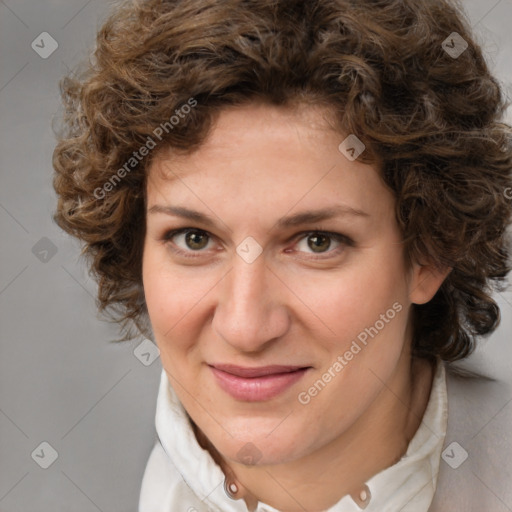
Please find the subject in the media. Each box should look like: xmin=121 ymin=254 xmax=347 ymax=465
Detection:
xmin=52 ymin=0 xmax=512 ymax=362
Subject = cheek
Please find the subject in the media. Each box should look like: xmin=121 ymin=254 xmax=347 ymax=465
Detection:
xmin=324 ymin=258 xmax=409 ymax=387
xmin=142 ymin=247 xmax=218 ymax=352
xmin=300 ymin=271 xmax=409 ymax=434
xmin=142 ymin=248 xmax=188 ymax=336
xmin=303 ymin=253 xmax=408 ymax=349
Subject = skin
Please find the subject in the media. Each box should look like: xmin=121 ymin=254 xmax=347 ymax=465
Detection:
xmin=142 ymin=102 xmax=448 ymax=512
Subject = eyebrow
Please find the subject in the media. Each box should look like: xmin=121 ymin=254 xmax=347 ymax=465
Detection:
xmin=147 ymin=204 xmax=369 ymax=230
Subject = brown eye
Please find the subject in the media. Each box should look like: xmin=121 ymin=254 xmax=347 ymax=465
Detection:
xmin=183 ymin=230 xmax=209 ymax=250
xmin=307 ymin=233 xmax=332 ymax=253
xmin=164 ymin=228 xmax=212 ymax=252
xmin=293 ymin=231 xmax=353 ymax=259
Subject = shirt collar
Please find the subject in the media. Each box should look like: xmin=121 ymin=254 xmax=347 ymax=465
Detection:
xmin=154 ymin=360 xmax=448 ymax=512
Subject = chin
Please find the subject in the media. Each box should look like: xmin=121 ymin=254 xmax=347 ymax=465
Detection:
xmin=207 ymin=418 xmax=317 ymax=467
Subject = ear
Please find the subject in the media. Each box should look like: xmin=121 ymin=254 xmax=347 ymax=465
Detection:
xmin=408 ymin=262 xmax=451 ymax=305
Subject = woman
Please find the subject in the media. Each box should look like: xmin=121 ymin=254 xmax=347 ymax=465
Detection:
xmin=52 ymin=0 xmax=512 ymax=510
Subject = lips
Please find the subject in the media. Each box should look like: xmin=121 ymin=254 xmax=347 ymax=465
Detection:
xmin=211 ymin=364 xmax=306 ymax=378
xmin=209 ymin=364 xmax=311 ymax=401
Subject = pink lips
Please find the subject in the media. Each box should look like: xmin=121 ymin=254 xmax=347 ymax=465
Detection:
xmin=209 ymin=364 xmax=310 ymax=401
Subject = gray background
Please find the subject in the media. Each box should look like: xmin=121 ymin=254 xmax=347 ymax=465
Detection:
xmin=0 ymin=1 xmax=511 ymax=511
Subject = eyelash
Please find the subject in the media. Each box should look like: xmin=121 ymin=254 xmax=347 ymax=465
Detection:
xmin=161 ymin=228 xmax=354 ymax=260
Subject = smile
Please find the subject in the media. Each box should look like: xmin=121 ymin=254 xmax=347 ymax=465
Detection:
xmin=209 ymin=364 xmax=311 ymax=401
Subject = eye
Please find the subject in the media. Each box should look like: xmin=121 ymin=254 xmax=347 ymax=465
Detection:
xmin=292 ymin=231 xmax=352 ymax=258
xmin=163 ymin=228 xmax=213 ymax=257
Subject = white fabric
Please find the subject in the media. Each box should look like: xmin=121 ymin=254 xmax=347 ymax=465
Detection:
xmin=139 ymin=361 xmax=449 ymax=512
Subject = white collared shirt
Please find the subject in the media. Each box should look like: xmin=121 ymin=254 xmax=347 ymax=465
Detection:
xmin=139 ymin=361 xmax=448 ymax=512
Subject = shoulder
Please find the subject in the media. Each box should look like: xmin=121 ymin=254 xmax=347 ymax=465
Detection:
xmin=138 ymin=440 xmax=200 ymax=512
xmin=138 ymin=440 xmax=175 ymax=512
xmin=429 ymin=361 xmax=512 ymax=511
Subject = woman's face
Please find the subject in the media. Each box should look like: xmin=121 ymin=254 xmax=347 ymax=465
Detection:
xmin=142 ymin=102 xmax=430 ymax=466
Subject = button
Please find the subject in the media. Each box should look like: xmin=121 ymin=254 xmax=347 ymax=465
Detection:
xmin=352 ymin=484 xmax=371 ymax=509
xmin=224 ymin=478 xmax=239 ymax=500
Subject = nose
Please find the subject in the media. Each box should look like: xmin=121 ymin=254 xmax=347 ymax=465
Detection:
xmin=212 ymin=255 xmax=290 ymax=354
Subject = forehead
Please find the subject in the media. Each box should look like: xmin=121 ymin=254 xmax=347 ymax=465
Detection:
xmin=153 ymin=102 xmax=340 ymax=170
xmin=145 ymin=102 xmax=394 ymax=223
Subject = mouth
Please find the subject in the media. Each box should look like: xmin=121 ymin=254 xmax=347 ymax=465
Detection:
xmin=208 ymin=364 xmax=311 ymax=402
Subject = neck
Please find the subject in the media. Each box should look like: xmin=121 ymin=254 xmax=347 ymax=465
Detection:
xmin=194 ymin=350 xmax=435 ymax=512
